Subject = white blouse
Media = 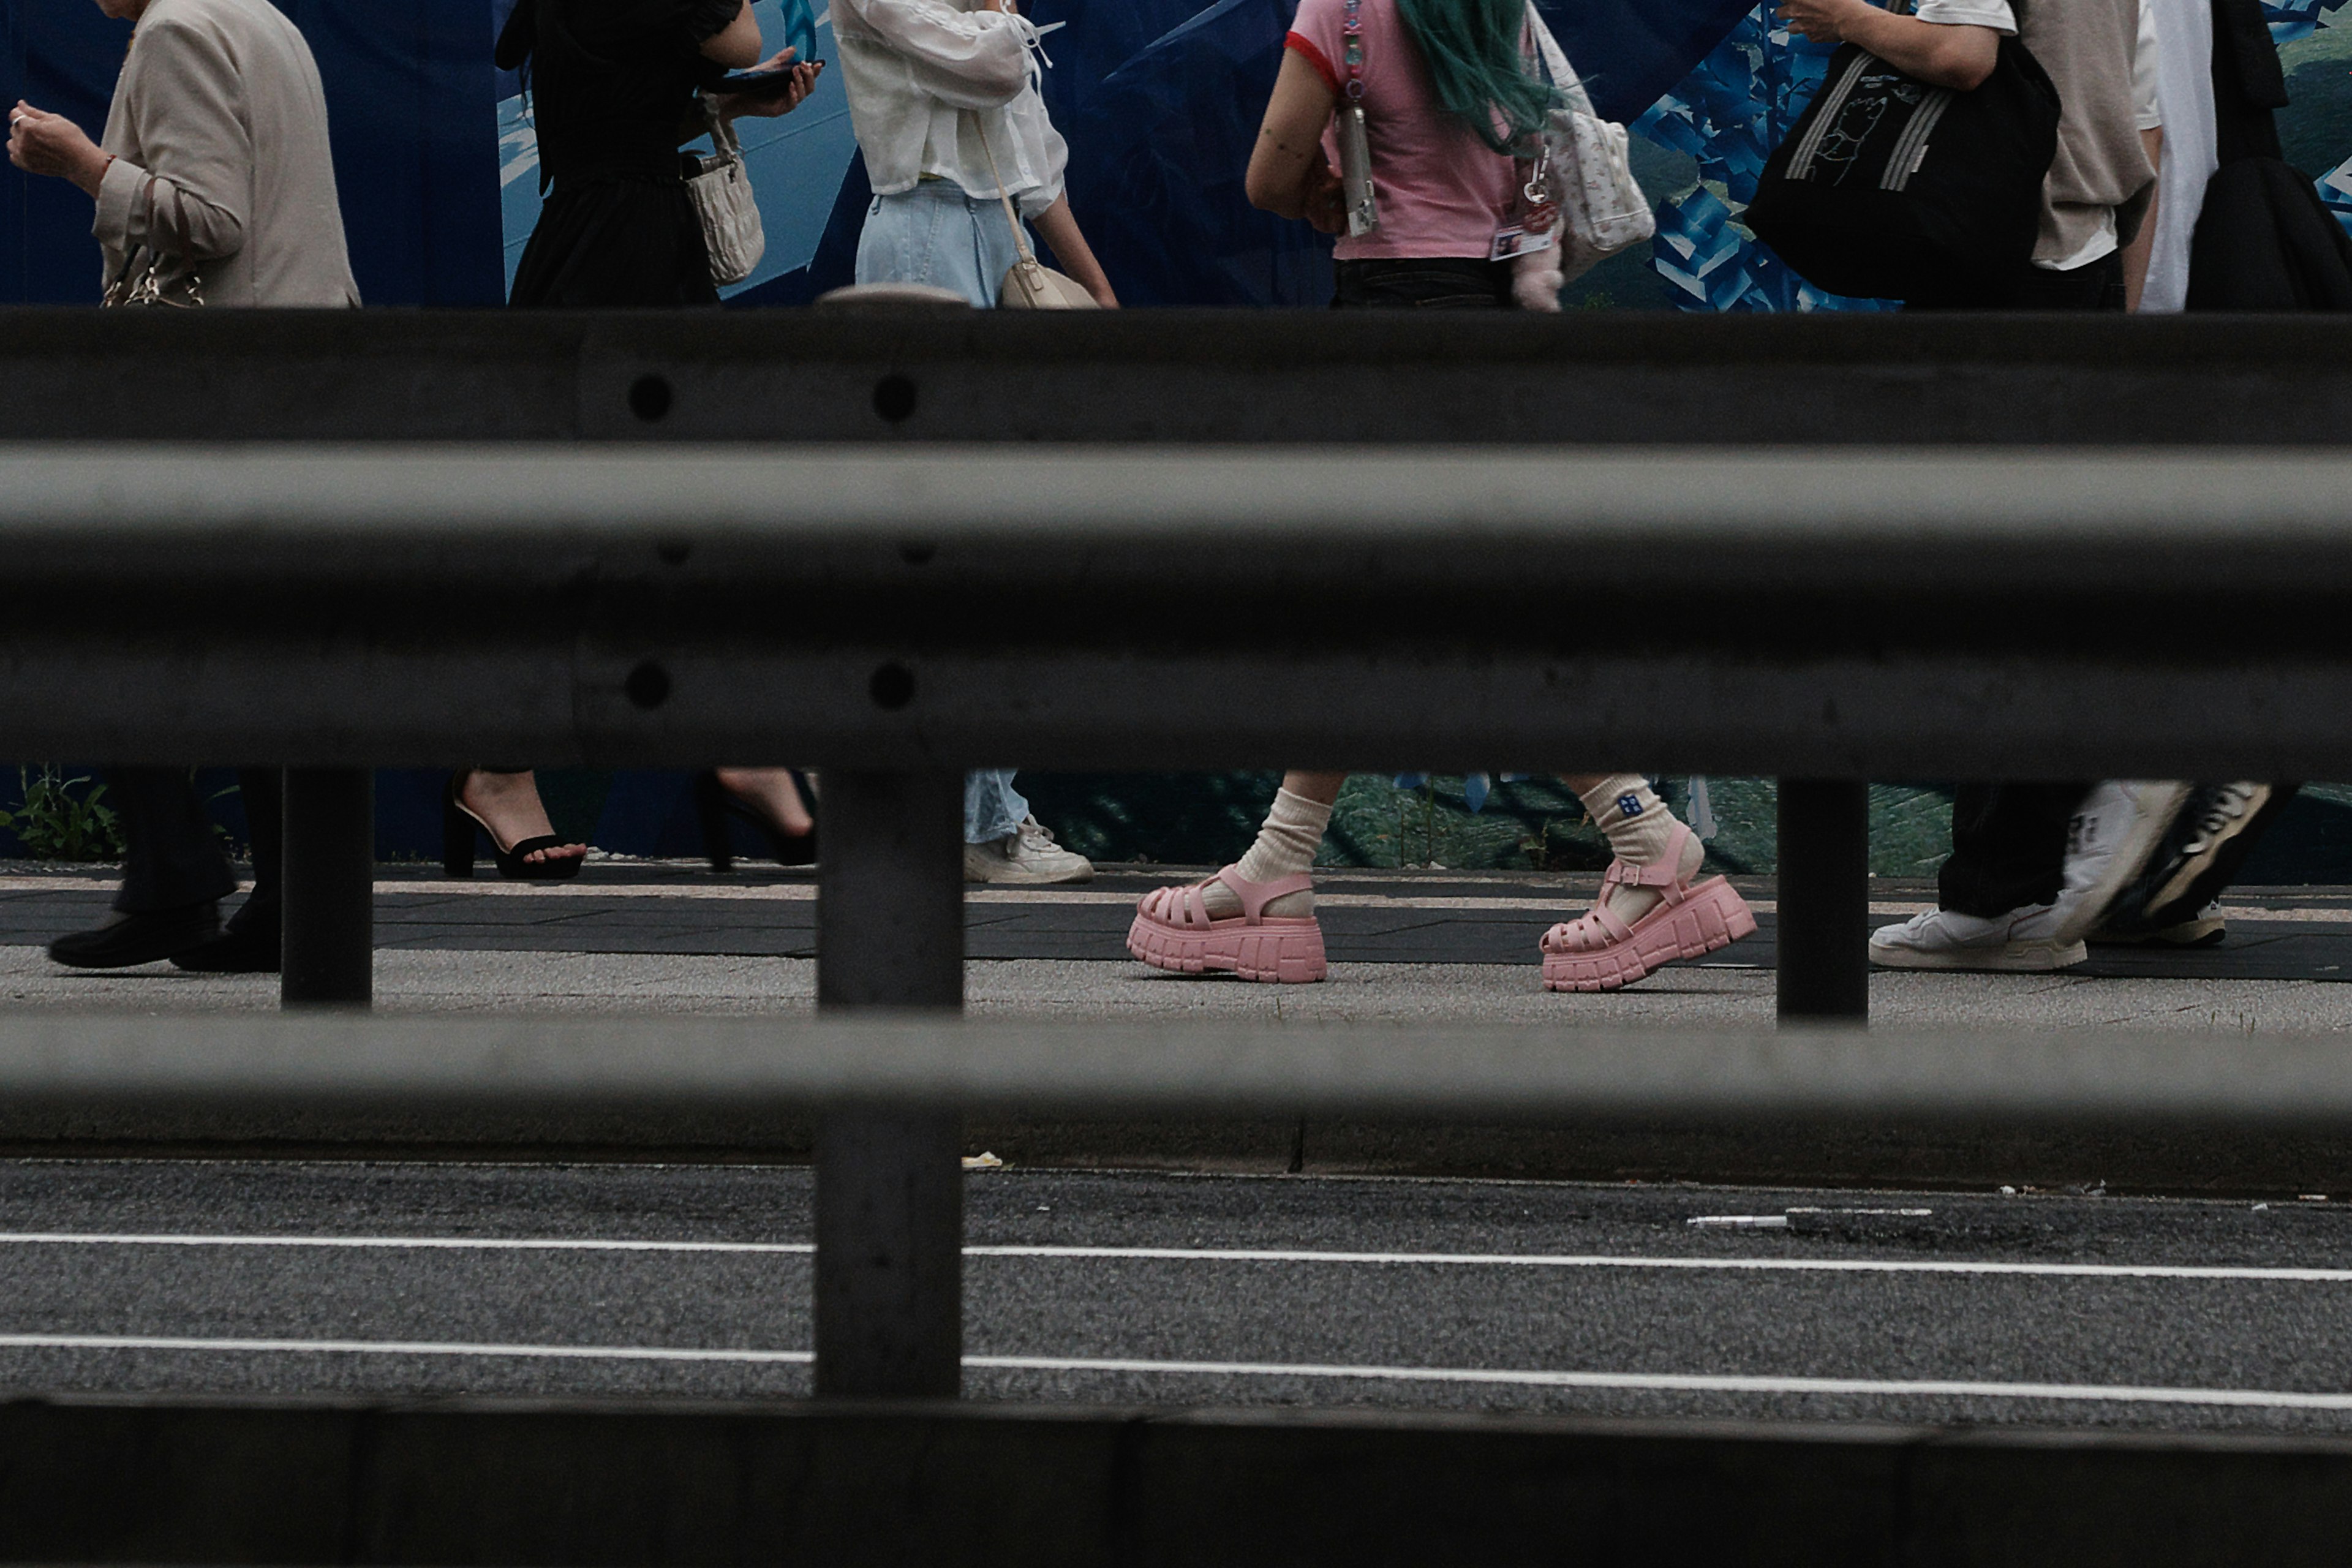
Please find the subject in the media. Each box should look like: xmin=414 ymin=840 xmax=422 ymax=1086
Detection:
xmin=834 ymin=0 xmax=1067 ymax=218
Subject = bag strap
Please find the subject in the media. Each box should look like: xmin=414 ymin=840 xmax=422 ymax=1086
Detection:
xmin=969 ymin=111 xmax=1041 ymax=268
xmin=699 ymin=94 xmax=744 ymax=165
xmin=1341 ymin=0 xmax=1366 ymax=103
xmin=1521 ymin=5 xmax=1594 ymax=119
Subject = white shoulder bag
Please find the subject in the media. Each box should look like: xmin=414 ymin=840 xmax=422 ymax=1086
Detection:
xmin=687 ymin=95 xmax=766 ymax=287
xmin=1524 ymin=7 xmax=1653 ymax=283
xmin=971 ymin=111 xmax=1098 ymax=310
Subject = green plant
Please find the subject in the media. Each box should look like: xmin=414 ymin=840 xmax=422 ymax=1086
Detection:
xmin=0 ymin=766 xmax=127 ymax=862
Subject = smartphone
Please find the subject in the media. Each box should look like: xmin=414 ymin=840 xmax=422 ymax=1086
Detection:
xmin=715 ymin=60 xmax=824 ymax=96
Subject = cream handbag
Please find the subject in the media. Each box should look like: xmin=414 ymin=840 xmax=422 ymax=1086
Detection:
xmin=1525 ymin=7 xmax=1653 ymax=281
xmin=971 ymin=112 xmax=1098 ymax=310
xmin=687 ymin=95 xmax=766 ymax=287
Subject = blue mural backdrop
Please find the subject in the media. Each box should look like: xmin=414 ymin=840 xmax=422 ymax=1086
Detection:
xmin=7 ymin=0 xmax=2344 ymax=309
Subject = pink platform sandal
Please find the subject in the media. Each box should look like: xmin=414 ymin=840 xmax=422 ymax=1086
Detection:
xmin=1540 ymin=824 xmax=1757 ymax=992
xmin=1126 ymin=866 xmax=1328 ymax=984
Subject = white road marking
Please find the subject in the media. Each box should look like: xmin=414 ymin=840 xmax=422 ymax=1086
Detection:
xmin=0 ymin=1331 xmax=2345 ymax=1411
xmin=0 ymin=1332 xmax=807 ymax=1365
xmin=967 ymin=1355 xmax=2352 ymax=1412
xmin=6 ymin=1231 xmax=2352 ymax=1284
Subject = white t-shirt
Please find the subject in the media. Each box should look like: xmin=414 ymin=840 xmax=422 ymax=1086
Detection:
xmin=1913 ymin=0 xmax=2160 ymax=269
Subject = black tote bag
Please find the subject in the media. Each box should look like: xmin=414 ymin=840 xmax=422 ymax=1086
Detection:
xmin=1744 ymin=7 xmax=2060 ymax=301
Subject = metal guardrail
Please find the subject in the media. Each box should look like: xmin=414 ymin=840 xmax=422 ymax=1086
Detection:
xmin=3 ymin=1015 xmax=2350 ymax=1127
xmin=4 ymin=308 xmax=2348 ymax=1399
xmin=3 ymin=444 xmax=2351 ymax=777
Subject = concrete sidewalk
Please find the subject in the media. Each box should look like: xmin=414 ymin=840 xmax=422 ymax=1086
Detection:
xmin=6 ymin=863 xmax=2349 ymax=1190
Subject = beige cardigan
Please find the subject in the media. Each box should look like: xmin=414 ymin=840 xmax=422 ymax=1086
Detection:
xmin=94 ymin=0 xmax=358 ymax=307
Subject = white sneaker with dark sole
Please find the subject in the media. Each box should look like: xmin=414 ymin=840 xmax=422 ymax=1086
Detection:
xmin=2051 ymin=780 xmax=2193 ymax=946
xmin=1869 ymin=905 xmax=2088 ymax=972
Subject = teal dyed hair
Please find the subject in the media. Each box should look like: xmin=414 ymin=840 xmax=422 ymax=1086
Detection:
xmin=1393 ymin=0 xmax=1556 ymax=156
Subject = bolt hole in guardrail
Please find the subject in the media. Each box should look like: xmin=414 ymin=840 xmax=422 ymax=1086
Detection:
xmin=899 ymin=541 xmax=937 ymax=567
xmin=872 ymin=374 xmax=918 ymax=424
xmin=628 ymin=374 xmax=673 ymax=423
xmin=625 ymin=661 xmax=671 ymax=709
xmin=869 ymin=663 xmax=916 ymax=710
xmin=655 ymin=539 xmax=692 ymax=567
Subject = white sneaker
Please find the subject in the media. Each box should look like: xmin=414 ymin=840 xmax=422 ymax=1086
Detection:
xmin=963 ymin=815 xmax=1095 ymax=885
xmin=1869 ymin=905 xmax=2088 ymax=972
xmin=2051 ymin=780 xmax=2191 ymax=946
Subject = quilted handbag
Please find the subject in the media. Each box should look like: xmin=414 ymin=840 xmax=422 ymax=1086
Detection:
xmin=685 ymin=96 xmax=766 ymax=287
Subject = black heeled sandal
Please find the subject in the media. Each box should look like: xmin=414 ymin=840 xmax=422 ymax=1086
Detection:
xmin=693 ymin=769 xmax=818 ymax=873
xmin=442 ymin=771 xmax=587 ymax=881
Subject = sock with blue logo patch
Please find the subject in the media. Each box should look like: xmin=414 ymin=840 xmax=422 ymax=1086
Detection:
xmin=1567 ymin=774 xmax=1702 ymax=925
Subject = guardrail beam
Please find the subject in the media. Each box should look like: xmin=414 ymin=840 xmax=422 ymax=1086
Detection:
xmin=1776 ymin=779 xmax=1871 ymax=1023
xmin=279 ymin=768 xmax=372 ymax=1009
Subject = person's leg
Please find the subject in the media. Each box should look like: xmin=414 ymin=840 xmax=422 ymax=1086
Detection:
xmin=454 ymin=769 xmax=587 ymax=870
xmin=106 ymin=767 xmax=236 ymax=914
xmin=712 ymin=767 xmax=813 ymax=837
xmin=1938 ymin=782 xmax=2089 ymax=917
xmin=859 ymin=185 xmax=998 ymax=309
xmin=230 ymin=767 xmax=282 ymax=931
xmin=170 ymin=768 xmax=286 ymax=973
xmin=1537 ymin=773 xmax=1755 ymax=991
xmin=48 ymin=768 xmax=230 ymax=968
xmin=1332 ymin=258 xmax=1513 ymax=309
xmin=1128 ymin=771 xmax=1343 ymax=982
xmin=1187 ymin=770 xmax=1347 ymax=919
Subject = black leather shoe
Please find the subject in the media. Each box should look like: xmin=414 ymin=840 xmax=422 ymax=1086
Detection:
xmin=47 ymin=904 xmax=219 ymax=970
xmin=170 ymin=917 xmax=281 ymax=974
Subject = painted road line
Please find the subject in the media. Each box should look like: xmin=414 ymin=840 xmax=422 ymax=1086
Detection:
xmin=0 ymin=1332 xmax=2348 ymax=1412
xmin=7 ymin=1232 xmax=2352 ymax=1283
xmin=0 ymin=1332 xmax=808 ymax=1365
xmin=965 ymin=1355 xmax=2352 ymax=1412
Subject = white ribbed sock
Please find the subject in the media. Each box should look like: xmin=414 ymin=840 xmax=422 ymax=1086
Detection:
xmin=1575 ymin=775 xmax=1701 ymax=923
xmin=1201 ymin=787 xmax=1332 ymax=919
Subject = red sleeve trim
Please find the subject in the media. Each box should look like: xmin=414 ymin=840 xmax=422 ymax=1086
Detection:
xmin=1285 ymin=31 xmax=1343 ymax=96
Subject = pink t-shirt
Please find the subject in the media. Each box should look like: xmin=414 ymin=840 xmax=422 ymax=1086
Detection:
xmin=1286 ymin=0 xmax=1520 ymax=261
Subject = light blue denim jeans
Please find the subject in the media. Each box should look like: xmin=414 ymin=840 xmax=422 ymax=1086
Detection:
xmin=854 ymin=181 xmax=1023 ymax=309
xmin=859 ymin=184 xmax=1033 ymax=845
xmin=963 ymin=769 xmax=1030 ymax=845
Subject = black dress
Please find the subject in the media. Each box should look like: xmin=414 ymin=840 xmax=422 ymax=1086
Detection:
xmin=499 ymin=0 xmax=742 ymax=306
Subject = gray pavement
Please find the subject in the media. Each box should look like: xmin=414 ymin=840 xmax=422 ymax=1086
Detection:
xmin=4 ymin=1159 xmax=2352 ymax=1436
xmin=6 ymin=946 xmax=2352 ymax=1033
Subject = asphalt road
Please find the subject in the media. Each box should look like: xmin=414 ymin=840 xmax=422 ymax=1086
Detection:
xmin=6 ymin=1159 xmax=2352 ymax=1437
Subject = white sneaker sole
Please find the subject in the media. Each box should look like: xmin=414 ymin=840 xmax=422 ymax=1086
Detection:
xmin=963 ymin=861 xmax=1096 ymax=886
xmin=1868 ymin=938 xmax=2089 ymax=973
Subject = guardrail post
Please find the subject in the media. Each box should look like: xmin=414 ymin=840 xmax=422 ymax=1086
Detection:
xmin=814 ymin=769 xmax=964 ymax=1398
xmin=279 ymin=768 xmax=374 ymax=1009
xmin=1776 ymin=778 xmax=1869 ymax=1023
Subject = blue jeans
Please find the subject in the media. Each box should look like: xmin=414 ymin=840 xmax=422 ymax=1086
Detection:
xmin=855 ymin=182 xmax=1022 ymax=309
xmin=964 ymin=770 xmax=1029 ymax=845
xmin=859 ymin=184 xmax=1031 ymax=845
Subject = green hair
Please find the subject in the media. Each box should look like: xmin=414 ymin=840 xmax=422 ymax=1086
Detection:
xmin=1393 ymin=0 xmax=1558 ymax=156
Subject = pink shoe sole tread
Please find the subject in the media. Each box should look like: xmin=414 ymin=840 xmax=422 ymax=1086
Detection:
xmin=1542 ymin=876 xmax=1757 ymax=993
xmin=1126 ymin=909 xmax=1327 ymax=984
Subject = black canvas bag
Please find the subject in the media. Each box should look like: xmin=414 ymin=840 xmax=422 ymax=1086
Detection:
xmin=1746 ymin=5 xmax=2060 ymax=301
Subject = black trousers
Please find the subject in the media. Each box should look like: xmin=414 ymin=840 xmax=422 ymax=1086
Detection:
xmin=1333 ymin=257 xmax=1515 ymax=309
xmin=1906 ymin=250 xmax=2128 ymax=311
xmin=106 ymin=767 xmax=281 ymax=927
xmin=1911 ymin=251 xmax=2122 ymax=913
xmin=1938 ymin=780 xmax=2092 ymax=917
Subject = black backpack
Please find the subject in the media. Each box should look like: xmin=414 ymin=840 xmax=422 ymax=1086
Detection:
xmin=1745 ymin=10 xmax=2061 ymax=302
